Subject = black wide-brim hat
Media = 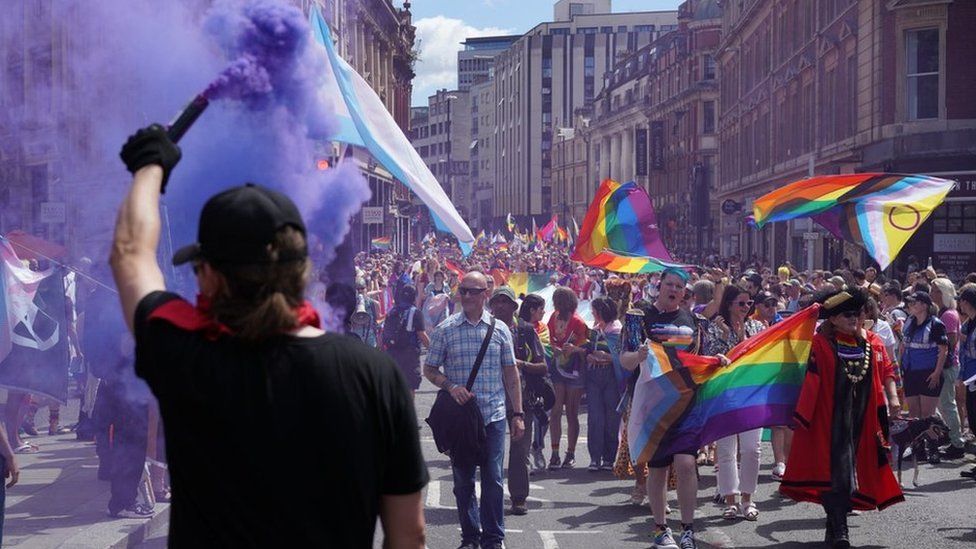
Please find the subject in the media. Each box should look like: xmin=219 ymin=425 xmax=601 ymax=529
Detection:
xmin=172 ymin=183 xmax=307 ymax=266
xmin=816 ymin=288 xmax=868 ymax=319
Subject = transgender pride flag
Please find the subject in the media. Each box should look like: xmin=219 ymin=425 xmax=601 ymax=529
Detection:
xmin=308 ymin=9 xmax=475 ymax=254
xmin=0 ymin=238 xmax=57 ymax=362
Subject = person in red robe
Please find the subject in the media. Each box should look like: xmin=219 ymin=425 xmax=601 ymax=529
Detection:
xmin=781 ymin=288 xmax=904 ymax=548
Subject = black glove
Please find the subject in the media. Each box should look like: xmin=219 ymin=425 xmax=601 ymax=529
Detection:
xmin=119 ymin=124 xmax=182 ymax=193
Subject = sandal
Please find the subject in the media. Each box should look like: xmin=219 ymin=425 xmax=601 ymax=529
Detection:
xmin=629 ymin=485 xmax=647 ymax=506
xmin=742 ymin=502 xmax=759 ymax=521
xmin=14 ymin=443 xmax=39 ymax=454
xmin=722 ymin=504 xmax=739 ymax=520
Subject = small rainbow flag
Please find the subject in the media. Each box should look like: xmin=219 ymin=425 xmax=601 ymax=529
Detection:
xmin=628 ymin=305 xmax=819 ymax=465
xmin=370 ymin=236 xmax=391 ymax=250
xmin=752 ymin=173 xmax=954 ymax=269
xmin=443 ymin=259 xmax=464 ymax=277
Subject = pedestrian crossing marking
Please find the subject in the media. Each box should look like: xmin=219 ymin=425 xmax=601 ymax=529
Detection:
xmin=538 ymin=530 xmax=603 ymax=549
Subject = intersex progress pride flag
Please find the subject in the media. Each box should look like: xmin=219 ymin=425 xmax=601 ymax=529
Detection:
xmin=628 ymin=305 xmax=819 ymax=465
xmin=751 ymin=173 xmax=954 ymax=269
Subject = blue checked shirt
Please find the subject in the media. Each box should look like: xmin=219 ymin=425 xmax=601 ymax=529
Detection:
xmin=424 ymin=310 xmax=516 ymax=425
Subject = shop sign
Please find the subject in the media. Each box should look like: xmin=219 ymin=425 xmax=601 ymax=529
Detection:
xmin=934 ymin=233 xmax=976 ymax=253
xmin=361 ymin=206 xmax=384 ymax=225
xmin=40 ymin=202 xmax=66 ymax=224
xmin=948 ymin=173 xmax=976 ymax=198
xmin=934 ymin=253 xmax=976 ymax=279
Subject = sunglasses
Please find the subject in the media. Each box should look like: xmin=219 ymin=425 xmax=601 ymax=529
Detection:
xmin=736 ymin=300 xmax=754 ymax=307
xmin=458 ymin=287 xmax=487 ymax=296
xmin=840 ymin=310 xmax=861 ymax=319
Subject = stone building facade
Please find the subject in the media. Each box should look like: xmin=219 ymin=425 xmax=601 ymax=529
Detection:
xmin=715 ymin=0 xmax=976 ymax=276
xmin=0 ymin=0 xmax=416 ymax=257
xmin=567 ymin=0 xmax=721 ymax=255
xmin=491 ymin=2 xmax=679 ymax=226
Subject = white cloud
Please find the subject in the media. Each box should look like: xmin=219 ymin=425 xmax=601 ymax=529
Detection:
xmin=412 ymin=16 xmax=512 ymax=104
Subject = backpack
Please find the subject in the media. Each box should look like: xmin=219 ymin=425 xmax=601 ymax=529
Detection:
xmin=383 ymin=306 xmax=417 ymax=350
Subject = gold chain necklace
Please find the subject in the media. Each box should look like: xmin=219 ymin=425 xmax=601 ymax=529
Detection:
xmin=842 ymin=341 xmax=870 ymax=383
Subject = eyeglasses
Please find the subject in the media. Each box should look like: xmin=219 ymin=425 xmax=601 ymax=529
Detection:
xmin=735 ymin=300 xmax=754 ymax=307
xmin=458 ymin=287 xmax=488 ymax=296
xmin=840 ymin=310 xmax=861 ymax=318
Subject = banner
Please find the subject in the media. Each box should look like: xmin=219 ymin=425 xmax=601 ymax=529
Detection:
xmin=0 ymin=244 xmax=70 ymax=403
xmin=635 ymin=127 xmax=648 ymax=177
xmin=650 ymin=121 xmax=664 ymax=171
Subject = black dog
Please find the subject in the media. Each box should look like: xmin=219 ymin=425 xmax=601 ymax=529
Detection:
xmin=889 ymin=415 xmax=950 ymax=487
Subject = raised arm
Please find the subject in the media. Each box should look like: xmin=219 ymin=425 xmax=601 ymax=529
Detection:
xmin=110 ymin=125 xmax=181 ymax=331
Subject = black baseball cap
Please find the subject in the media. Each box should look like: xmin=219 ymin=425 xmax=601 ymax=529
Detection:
xmin=172 ymin=183 xmax=307 ymax=266
xmin=905 ymin=291 xmax=933 ymax=307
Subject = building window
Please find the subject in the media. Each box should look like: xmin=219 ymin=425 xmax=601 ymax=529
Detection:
xmin=600 ymin=26 xmax=613 ymax=33
xmin=635 ymin=25 xmax=654 ymax=33
xmin=569 ymin=2 xmax=591 ymax=16
xmin=703 ymin=54 xmax=716 ymax=80
xmin=617 ymin=25 xmax=628 ymax=33
xmin=577 ymin=27 xmax=598 ymax=35
xmin=906 ymin=28 xmax=940 ymax=120
xmin=551 ymin=27 xmax=569 ymax=36
xmin=703 ymin=101 xmax=716 ymax=134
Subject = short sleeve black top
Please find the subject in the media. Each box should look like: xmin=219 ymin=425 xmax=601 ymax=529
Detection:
xmin=134 ymin=292 xmax=428 ymax=548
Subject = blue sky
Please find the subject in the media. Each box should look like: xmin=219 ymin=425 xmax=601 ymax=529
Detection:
xmin=405 ymin=0 xmax=683 ymax=106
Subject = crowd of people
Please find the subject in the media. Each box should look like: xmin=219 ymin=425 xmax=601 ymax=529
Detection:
xmin=337 ymin=237 xmax=976 ymax=549
xmin=3 ymin=123 xmax=975 ymax=549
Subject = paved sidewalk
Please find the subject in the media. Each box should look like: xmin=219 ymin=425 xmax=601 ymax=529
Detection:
xmin=2 ymin=397 xmax=169 ymax=549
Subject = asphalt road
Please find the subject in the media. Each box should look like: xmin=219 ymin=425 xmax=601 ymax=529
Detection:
xmin=136 ymin=378 xmax=976 ymax=549
xmin=411 ymin=380 xmax=976 ymax=549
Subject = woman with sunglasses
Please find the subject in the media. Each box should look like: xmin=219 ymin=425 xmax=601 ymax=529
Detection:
xmin=703 ymin=286 xmax=765 ymax=522
xmin=781 ymin=288 xmax=903 ymax=548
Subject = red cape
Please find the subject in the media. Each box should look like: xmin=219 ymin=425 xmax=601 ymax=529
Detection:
xmin=780 ymin=332 xmax=904 ymax=511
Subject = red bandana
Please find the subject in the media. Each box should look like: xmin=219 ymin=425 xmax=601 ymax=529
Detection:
xmin=148 ymin=294 xmax=322 ymax=340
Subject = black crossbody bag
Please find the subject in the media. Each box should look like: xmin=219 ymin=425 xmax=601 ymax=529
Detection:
xmin=426 ymin=318 xmax=496 ymax=466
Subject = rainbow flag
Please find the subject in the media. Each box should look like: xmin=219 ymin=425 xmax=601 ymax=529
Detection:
xmin=370 ymin=236 xmax=391 ymax=250
xmin=538 ymin=215 xmax=558 ymax=242
xmin=628 ymin=305 xmax=819 ymax=465
xmin=572 ymin=180 xmax=676 ymax=273
xmin=752 ymin=173 xmax=954 ymax=269
xmin=444 ymin=259 xmax=464 ymax=278
xmin=506 ymin=272 xmax=553 ymax=298
xmin=584 ymin=249 xmax=689 ymax=274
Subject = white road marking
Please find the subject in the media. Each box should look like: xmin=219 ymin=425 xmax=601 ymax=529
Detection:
xmin=538 ymin=530 xmax=603 ymax=549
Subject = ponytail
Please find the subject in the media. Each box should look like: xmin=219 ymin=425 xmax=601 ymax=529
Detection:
xmin=210 ymin=226 xmax=311 ymax=342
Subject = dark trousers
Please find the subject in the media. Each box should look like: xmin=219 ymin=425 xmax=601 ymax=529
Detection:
xmin=94 ymin=380 xmax=149 ymax=513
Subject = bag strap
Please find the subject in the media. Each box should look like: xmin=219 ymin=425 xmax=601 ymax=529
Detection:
xmin=465 ymin=317 xmax=496 ymax=391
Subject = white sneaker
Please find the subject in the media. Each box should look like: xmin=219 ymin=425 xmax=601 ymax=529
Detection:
xmin=652 ymin=527 xmax=679 ymax=549
xmin=771 ymin=462 xmax=786 ymax=480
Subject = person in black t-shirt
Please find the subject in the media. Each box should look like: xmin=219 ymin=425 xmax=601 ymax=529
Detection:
xmin=621 ymin=268 xmax=726 ymax=549
xmin=112 ymin=125 xmax=427 ymax=548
